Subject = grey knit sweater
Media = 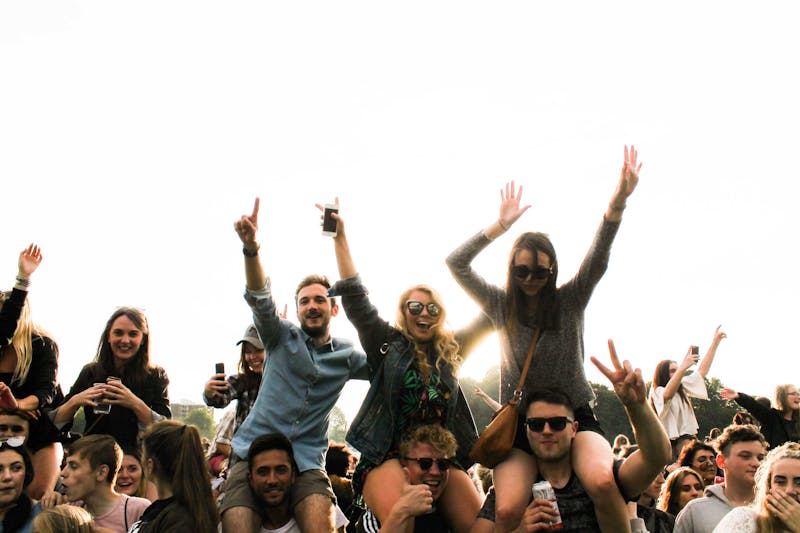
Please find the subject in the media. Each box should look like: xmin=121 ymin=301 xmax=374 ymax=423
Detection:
xmin=446 ymin=217 xmax=621 ymax=410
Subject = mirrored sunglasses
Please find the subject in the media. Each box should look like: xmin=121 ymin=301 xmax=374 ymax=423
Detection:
xmin=406 ymin=301 xmax=441 ymax=317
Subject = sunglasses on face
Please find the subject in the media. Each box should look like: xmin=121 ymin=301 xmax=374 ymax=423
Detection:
xmin=525 ymin=416 xmax=574 ymax=432
xmin=512 ymin=264 xmax=553 ymax=281
xmin=0 ymin=425 xmax=26 ymax=434
xmin=406 ymin=301 xmax=441 ymax=317
xmin=403 ymin=457 xmax=452 ymax=471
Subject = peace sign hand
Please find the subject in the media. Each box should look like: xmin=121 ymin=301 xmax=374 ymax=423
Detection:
xmin=591 ymin=340 xmax=646 ymax=407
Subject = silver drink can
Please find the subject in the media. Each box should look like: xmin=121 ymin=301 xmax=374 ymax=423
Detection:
xmin=532 ymin=480 xmax=563 ymax=529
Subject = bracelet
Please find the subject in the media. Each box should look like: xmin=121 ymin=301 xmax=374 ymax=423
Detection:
xmin=14 ymin=276 xmax=30 ymax=288
xmin=242 ymin=245 xmax=260 ymax=257
xmin=609 ymin=204 xmax=626 ymax=212
xmin=498 ymin=219 xmax=509 ymax=231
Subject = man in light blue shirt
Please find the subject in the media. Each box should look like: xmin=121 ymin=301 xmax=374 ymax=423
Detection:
xmin=221 ymin=198 xmax=369 ymax=533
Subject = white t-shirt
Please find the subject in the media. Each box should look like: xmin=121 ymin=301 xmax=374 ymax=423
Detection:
xmin=259 ymin=505 xmax=348 ymax=533
xmin=712 ymin=506 xmax=758 ymax=532
xmin=650 ymin=370 xmax=708 ymax=439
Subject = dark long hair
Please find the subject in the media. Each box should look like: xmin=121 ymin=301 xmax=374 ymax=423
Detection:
xmin=93 ymin=307 xmax=153 ymax=387
xmin=142 ymin=421 xmax=218 ymax=533
xmin=1 ymin=443 xmax=35 ymax=532
xmin=650 ymin=359 xmax=691 ymax=412
xmin=237 ymin=343 xmax=263 ymax=393
xmin=505 ymin=232 xmax=559 ymax=333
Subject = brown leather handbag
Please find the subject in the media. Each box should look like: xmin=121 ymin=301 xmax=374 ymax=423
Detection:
xmin=469 ymin=328 xmax=541 ymax=468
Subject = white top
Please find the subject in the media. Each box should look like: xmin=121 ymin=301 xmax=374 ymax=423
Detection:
xmin=712 ymin=506 xmax=758 ymax=532
xmin=650 ymin=370 xmax=708 ymax=439
xmin=258 ymin=505 xmax=348 ymax=533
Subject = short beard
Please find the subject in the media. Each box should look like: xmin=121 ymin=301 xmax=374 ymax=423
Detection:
xmin=301 ymin=320 xmax=329 ymax=339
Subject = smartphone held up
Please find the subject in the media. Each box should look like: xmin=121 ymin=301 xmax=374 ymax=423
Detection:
xmin=322 ymin=204 xmax=339 ymax=237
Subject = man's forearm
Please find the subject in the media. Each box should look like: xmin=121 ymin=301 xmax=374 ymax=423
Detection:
xmin=627 ymin=403 xmax=670 ymax=464
xmin=244 ymin=253 xmax=267 ymax=290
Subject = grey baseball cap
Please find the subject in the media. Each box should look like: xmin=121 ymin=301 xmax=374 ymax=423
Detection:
xmin=236 ymin=324 xmax=264 ymax=350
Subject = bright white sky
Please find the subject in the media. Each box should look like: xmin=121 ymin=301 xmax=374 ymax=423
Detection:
xmin=2 ymin=2 xmax=798 ymax=426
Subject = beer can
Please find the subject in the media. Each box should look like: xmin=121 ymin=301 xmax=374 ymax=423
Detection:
xmin=532 ymin=480 xmax=563 ymax=529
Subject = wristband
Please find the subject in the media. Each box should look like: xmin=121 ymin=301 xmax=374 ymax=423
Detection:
xmin=609 ymin=204 xmax=626 ymax=212
xmin=242 ymin=244 xmax=261 ymax=257
xmin=498 ymin=219 xmax=509 ymax=231
xmin=243 ymin=245 xmax=260 ymax=257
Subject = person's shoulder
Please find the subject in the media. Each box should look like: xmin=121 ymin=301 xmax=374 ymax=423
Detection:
xmin=146 ymin=366 xmax=169 ymax=380
xmin=125 ymin=494 xmax=152 ymax=511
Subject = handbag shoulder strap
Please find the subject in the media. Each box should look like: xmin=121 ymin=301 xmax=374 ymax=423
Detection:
xmin=511 ymin=327 xmax=541 ymax=405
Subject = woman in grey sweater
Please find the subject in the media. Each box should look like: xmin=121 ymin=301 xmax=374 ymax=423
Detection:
xmin=446 ymin=146 xmax=641 ymax=532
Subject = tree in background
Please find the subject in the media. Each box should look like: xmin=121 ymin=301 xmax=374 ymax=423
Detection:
xmin=692 ymin=376 xmax=740 ymax=440
xmin=181 ymin=408 xmax=217 ymax=441
xmin=461 ymin=366 xmax=500 ymax=433
xmin=328 ymin=406 xmax=348 ymax=443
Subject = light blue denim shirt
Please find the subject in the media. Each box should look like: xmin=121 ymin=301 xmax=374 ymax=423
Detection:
xmin=231 ymin=280 xmax=369 ymax=472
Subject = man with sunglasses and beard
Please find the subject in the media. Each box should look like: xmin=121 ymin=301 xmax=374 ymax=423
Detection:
xmin=472 ymin=341 xmax=672 ymax=532
xmin=222 ymin=198 xmax=370 ymax=533
xmin=358 ymin=425 xmax=458 ymax=533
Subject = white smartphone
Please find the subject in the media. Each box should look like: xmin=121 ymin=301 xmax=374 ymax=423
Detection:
xmin=322 ymin=204 xmax=339 ymax=237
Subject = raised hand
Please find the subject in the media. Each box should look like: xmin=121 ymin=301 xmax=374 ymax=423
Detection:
xmin=498 ymin=181 xmax=531 ymax=229
xmin=720 ymin=388 xmax=739 ymax=401
xmin=680 ymin=346 xmax=700 ymax=369
xmin=204 ymin=373 xmax=229 ymax=399
xmin=234 ymin=198 xmax=260 ymax=250
xmin=610 ymin=145 xmax=642 ymax=208
xmin=590 ymin=340 xmax=646 ymax=407
xmin=712 ymin=325 xmax=727 ymax=344
xmin=18 ymin=244 xmax=43 ymax=279
xmin=315 ymin=197 xmax=343 ymax=240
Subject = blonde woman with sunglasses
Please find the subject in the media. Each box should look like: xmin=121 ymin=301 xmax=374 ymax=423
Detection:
xmin=324 ymin=202 xmax=492 ymax=533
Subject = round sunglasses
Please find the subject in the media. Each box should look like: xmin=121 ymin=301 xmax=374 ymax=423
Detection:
xmin=402 ymin=456 xmax=453 ymax=471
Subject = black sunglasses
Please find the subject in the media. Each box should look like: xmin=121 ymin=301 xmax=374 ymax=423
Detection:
xmin=525 ymin=416 xmax=574 ymax=432
xmin=512 ymin=264 xmax=553 ymax=281
xmin=406 ymin=301 xmax=441 ymax=317
xmin=0 ymin=425 xmax=26 ymax=434
xmin=403 ymin=457 xmax=452 ymax=471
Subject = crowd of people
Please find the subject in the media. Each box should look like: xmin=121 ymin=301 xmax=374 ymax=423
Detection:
xmin=2 ymin=146 xmax=799 ymax=532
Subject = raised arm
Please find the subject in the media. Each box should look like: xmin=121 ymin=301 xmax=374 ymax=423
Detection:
xmin=591 ymin=341 xmax=671 ymax=498
xmin=661 ymin=348 xmax=700 ymax=403
xmin=605 ymin=145 xmax=641 ymax=222
xmin=1 ymin=244 xmax=43 ymax=348
xmin=234 ymin=198 xmax=266 ymax=291
xmin=445 ymin=182 xmax=526 ymax=311
xmin=485 ymin=181 xmax=531 ymax=241
xmin=696 ymin=325 xmax=726 ymax=378
xmin=315 ymin=198 xmax=357 ymax=279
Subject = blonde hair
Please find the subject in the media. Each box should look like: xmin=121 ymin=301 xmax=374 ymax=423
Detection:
xmin=395 ymin=285 xmax=461 ymax=380
xmin=8 ymin=296 xmax=52 ymax=386
xmin=753 ymin=442 xmax=800 ymax=533
xmin=32 ymin=504 xmax=94 ymax=533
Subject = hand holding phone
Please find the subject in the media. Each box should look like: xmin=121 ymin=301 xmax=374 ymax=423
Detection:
xmin=321 ymin=204 xmax=339 ymax=237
